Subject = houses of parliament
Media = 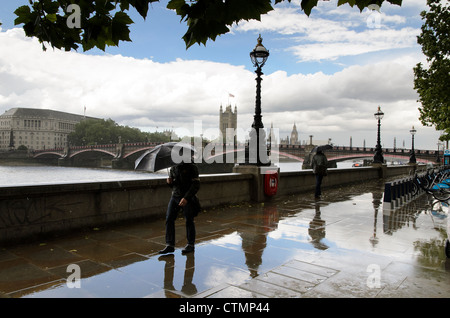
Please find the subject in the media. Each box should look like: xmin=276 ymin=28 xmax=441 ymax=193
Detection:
xmin=0 ymin=105 xmax=301 ymax=151
xmin=219 ymin=104 xmax=300 ymax=145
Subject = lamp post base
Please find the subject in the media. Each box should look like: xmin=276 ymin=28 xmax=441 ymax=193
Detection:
xmin=239 ymin=144 xmax=271 ymax=166
xmin=233 ymin=165 xmax=279 ymax=202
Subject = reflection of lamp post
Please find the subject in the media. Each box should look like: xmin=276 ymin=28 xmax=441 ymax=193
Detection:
xmin=248 ymin=34 xmax=270 ymax=166
xmin=370 ymin=192 xmax=382 ymax=247
xmin=409 ymin=125 xmax=416 ymax=164
xmin=437 ymin=141 xmax=443 ymax=163
xmin=373 ymin=106 xmax=384 ymax=163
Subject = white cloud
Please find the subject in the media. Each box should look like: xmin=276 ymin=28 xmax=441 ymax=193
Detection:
xmin=233 ymin=4 xmax=420 ymax=63
xmin=0 ymin=27 xmax=441 ymax=150
xmin=0 ymin=28 xmax=253 ymax=129
xmin=289 ymin=27 xmax=418 ymax=61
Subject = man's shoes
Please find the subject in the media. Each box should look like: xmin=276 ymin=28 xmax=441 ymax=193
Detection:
xmin=158 ymin=245 xmax=175 ymax=254
xmin=159 ymin=245 xmax=194 ymax=254
xmin=181 ymin=244 xmax=195 ymax=254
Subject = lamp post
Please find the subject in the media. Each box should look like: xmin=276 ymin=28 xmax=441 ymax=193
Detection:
xmin=248 ymin=34 xmax=270 ymax=166
xmin=409 ymin=125 xmax=416 ymax=164
xmin=373 ymin=106 xmax=384 ymax=164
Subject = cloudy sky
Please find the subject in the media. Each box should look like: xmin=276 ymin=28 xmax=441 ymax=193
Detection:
xmin=0 ymin=0 xmax=443 ymax=150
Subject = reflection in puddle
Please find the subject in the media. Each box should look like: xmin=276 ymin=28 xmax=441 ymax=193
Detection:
xmin=3 ymin=179 xmax=449 ymax=298
xmin=159 ymin=254 xmax=197 ymax=297
xmin=309 ymin=202 xmax=328 ymax=250
xmin=208 ymin=232 xmax=242 ymax=250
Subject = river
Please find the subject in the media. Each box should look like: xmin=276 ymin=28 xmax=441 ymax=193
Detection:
xmin=0 ymin=161 xmax=358 ymax=187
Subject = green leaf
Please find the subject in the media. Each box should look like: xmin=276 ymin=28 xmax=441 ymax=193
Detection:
xmin=413 ymin=0 xmax=450 ymax=139
xmin=112 ymin=12 xmax=133 ymax=43
xmin=45 ymin=13 xmax=57 ymax=23
xmin=13 ymin=0 xmax=406 ymax=52
xmin=301 ymin=0 xmax=319 ymax=16
xmin=133 ymin=0 xmax=150 ymax=19
xmin=41 ymin=0 xmax=60 ymax=14
xmin=167 ymin=0 xmax=189 ymax=19
xmin=167 ymin=0 xmax=186 ymax=11
xmin=113 ymin=11 xmax=134 ymax=25
xmin=14 ymin=5 xmax=31 ymax=25
xmin=389 ymin=0 xmax=402 ymax=5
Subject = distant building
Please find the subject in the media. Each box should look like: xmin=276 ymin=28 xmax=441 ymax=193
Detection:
xmin=280 ymin=123 xmax=300 ymax=145
xmin=268 ymin=123 xmax=277 ymax=146
xmin=162 ymin=129 xmax=178 ymax=141
xmin=0 ymin=108 xmax=98 ymax=151
xmin=219 ymin=104 xmax=237 ymax=143
xmin=290 ymin=122 xmax=299 ymax=145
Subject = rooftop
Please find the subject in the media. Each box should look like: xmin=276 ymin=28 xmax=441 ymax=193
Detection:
xmin=1 ymin=108 xmax=97 ymax=122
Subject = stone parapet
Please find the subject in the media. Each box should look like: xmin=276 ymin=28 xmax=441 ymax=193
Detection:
xmin=0 ymin=164 xmax=420 ymax=244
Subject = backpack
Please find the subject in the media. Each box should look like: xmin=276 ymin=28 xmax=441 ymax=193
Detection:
xmin=313 ymin=154 xmax=328 ymax=176
xmin=315 ymin=164 xmax=327 ymax=176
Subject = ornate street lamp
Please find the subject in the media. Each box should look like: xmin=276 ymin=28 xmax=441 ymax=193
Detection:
xmin=248 ymin=34 xmax=270 ymax=165
xmin=373 ymin=106 xmax=384 ymax=163
xmin=409 ymin=125 xmax=416 ymax=164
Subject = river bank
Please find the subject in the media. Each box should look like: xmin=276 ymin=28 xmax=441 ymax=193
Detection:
xmin=0 ymin=163 xmax=422 ymax=244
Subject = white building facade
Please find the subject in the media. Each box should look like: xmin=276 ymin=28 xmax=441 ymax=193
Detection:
xmin=0 ymin=108 xmax=95 ymax=151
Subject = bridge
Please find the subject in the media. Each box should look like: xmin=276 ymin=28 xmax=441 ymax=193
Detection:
xmin=277 ymin=144 xmax=439 ymax=167
xmin=32 ymin=142 xmax=161 ymax=169
xmin=30 ymin=142 xmax=441 ymax=170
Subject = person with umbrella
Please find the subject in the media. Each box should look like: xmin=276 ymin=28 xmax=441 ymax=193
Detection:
xmin=135 ymin=142 xmax=200 ymax=254
xmin=311 ymin=145 xmax=329 ymax=199
xmin=160 ymin=159 xmax=200 ymax=254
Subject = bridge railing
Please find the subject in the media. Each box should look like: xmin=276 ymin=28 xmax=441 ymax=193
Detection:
xmin=31 ymin=142 xmax=442 ymax=159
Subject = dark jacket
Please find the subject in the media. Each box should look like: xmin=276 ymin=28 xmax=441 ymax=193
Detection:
xmin=169 ymin=163 xmax=200 ymax=200
xmin=312 ymin=152 xmax=328 ymax=176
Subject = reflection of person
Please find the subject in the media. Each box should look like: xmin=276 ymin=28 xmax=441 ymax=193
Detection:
xmin=308 ymin=201 xmax=327 ymax=250
xmin=311 ymin=150 xmax=328 ymax=198
xmin=159 ymin=162 xmax=200 ymax=254
xmin=159 ymin=253 xmax=197 ymax=296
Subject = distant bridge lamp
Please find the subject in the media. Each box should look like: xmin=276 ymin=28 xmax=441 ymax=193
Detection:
xmin=248 ymin=34 xmax=270 ymax=166
xmin=373 ymin=106 xmax=384 ymax=164
xmin=409 ymin=125 xmax=417 ymax=164
xmin=437 ymin=141 xmax=443 ymax=163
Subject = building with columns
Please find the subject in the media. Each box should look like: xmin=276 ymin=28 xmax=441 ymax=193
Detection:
xmin=0 ymin=108 xmax=97 ymax=151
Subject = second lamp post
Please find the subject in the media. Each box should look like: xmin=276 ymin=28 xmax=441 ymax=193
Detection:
xmin=373 ymin=106 xmax=384 ymax=164
xmin=409 ymin=125 xmax=417 ymax=164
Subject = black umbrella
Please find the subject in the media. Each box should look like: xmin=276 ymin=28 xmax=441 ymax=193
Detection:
xmin=312 ymin=144 xmax=333 ymax=153
xmin=135 ymin=142 xmax=196 ymax=172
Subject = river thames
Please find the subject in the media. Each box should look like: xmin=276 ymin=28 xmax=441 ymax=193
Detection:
xmin=0 ymin=161 xmax=363 ymax=187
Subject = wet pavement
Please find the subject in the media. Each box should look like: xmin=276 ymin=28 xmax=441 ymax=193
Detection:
xmin=0 ymin=178 xmax=449 ymax=299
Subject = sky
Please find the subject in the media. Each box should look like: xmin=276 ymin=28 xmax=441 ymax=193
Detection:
xmin=0 ymin=0 xmax=444 ymax=150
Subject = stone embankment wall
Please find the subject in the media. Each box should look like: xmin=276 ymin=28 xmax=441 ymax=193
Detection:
xmin=0 ymin=164 xmax=418 ymax=244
